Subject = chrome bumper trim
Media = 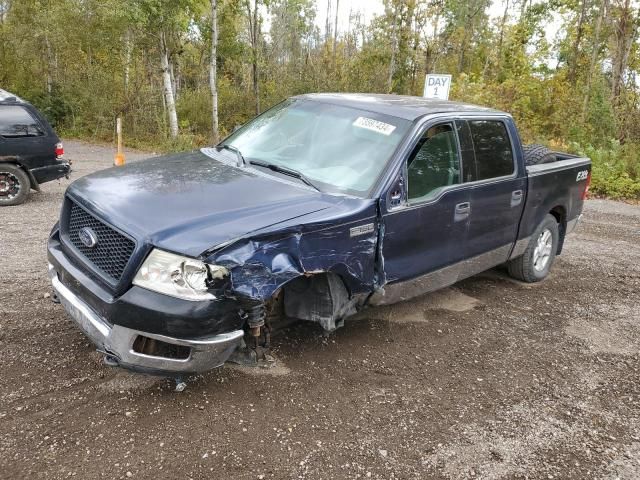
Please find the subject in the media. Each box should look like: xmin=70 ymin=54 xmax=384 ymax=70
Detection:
xmin=49 ymin=265 xmax=243 ymax=375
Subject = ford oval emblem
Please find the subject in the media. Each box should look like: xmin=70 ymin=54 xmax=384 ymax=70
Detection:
xmin=78 ymin=227 xmax=98 ymax=248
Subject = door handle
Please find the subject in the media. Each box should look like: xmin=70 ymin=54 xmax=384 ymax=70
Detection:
xmin=454 ymin=202 xmax=471 ymax=222
xmin=511 ymin=190 xmax=523 ymax=207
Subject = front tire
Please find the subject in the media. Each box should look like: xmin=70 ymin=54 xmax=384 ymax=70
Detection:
xmin=0 ymin=164 xmax=30 ymax=206
xmin=508 ymin=214 xmax=559 ymax=282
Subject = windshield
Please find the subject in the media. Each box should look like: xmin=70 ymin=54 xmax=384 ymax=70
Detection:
xmin=222 ymin=98 xmax=412 ymax=196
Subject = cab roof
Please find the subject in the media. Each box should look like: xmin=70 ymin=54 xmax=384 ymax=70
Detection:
xmin=0 ymin=89 xmax=24 ymax=104
xmin=296 ymin=93 xmax=504 ymax=121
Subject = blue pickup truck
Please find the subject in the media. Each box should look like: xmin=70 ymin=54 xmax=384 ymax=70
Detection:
xmin=47 ymin=94 xmax=591 ymax=377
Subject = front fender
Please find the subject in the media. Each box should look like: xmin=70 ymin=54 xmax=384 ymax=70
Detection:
xmin=207 ymin=219 xmax=380 ymax=302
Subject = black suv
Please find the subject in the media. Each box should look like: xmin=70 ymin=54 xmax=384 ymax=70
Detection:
xmin=0 ymin=89 xmax=71 ymax=206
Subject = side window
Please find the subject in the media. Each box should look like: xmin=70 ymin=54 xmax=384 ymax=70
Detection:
xmin=455 ymin=120 xmax=477 ymax=183
xmin=407 ymin=123 xmax=461 ymax=202
xmin=0 ymin=106 xmax=46 ymax=138
xmin=468 ymin=120 xmax=514 ymax=180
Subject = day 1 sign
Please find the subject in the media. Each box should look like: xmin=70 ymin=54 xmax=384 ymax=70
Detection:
xmin=423 ymin=74 xmax=452 ymax=100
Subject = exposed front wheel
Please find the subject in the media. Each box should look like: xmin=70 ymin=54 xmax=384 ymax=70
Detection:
xmin=0 ymin=164 xmax=30 ymax=206
xmin=508 ymin=214 xmax=559 ymax=282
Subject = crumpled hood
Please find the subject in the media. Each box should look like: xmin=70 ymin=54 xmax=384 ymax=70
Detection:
xmin=67 ymin=151 xmax=343 ymax=257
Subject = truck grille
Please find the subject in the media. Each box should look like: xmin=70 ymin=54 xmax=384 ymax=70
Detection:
xmin=67 ymin=201 xmax=136 ymax=282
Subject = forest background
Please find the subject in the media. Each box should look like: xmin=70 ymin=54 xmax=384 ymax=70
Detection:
xmin=1 ymin=0 xmax=639 ymax=198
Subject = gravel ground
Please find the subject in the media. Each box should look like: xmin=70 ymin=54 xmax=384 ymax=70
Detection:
xmin=0 ymin=140 xmax=639 ymax=480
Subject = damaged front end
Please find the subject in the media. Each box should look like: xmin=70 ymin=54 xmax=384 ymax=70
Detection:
xmin=204 ymin=204 xmax=382 ymax=366
xmin=48 ymin=186 xmax=383 ymax=376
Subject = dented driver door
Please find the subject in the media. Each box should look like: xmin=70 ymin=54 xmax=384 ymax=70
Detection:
xmin=374 ymin=120 xmax=471 ymax=304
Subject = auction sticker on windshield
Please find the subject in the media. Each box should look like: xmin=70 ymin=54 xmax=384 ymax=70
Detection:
xmin=353 ymin=117 xmax=397 ymax=136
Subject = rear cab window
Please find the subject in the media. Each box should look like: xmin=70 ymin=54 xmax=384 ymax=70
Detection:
xmin=0 ymin=105 xmax=46 ymax=138
xmin=457 ymin=119 xmax=515 ymax=182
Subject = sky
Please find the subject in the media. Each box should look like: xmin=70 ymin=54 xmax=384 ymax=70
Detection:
xmin=312 ymin=0 xmax=561 ymax=44
xmin=314 ymin=0 xmax=385 ymax=34
xmin=262 ymin=0 xmax=563 ymax=65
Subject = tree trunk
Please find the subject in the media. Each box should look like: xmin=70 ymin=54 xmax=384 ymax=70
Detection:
xmin=170 ymin=60 xmax=178 ymax=100
xmin=387 ymin=3 xmax=397 ymax=93
xmin=496 ymin=0 xmax=510 ymax=76
xmin=210 ymin=0 xmax=219 ymax=144
xmin=332 ymin=0 xmax=339 ymax=62
xmin=581 ymin=0 xmax=608 ymax=121
xmin=246 ymin=0 xmax=260 ymax=114
xmin=457 ymin=3 xmax=469 ymax=73
xmin=44 ymin=33 xmax=53 ymax=94
xmin=124 ymin=29 xmax=132 ymax=93
xmin=410 ymin=10 xmax=420 ymax=94
xmin=568 ymin=0 xmax=588 ymax=83
xmin=160 ymin=31 xmax=179 ymax=139
xmin=611 ymin=0 xmax=636 ymax=103
xmin=325 ymin=0 xmax=332 ymax=44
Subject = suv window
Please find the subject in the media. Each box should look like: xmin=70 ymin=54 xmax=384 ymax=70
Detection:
xmin=468 ymin=120 xmax=514 ymax=180
xmin=407 ymin=123 xmax=460 ymax=202
xmin=0 ymin=106 xmax=46 ymax=138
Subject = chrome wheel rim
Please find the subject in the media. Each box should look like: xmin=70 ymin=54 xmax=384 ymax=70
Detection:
xmin=533 ymin=228 xmax=553 ymax=272
xmin=0 ymin=172 xmax=21 ymax=200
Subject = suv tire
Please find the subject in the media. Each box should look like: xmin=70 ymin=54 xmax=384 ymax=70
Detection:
xmin=0 ymin=163 xmax=31 ymax=206
xmin=508 ymin=214 xmax=559 ymax=282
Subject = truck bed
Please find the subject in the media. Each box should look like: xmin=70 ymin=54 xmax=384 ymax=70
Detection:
xmin=517 ymin=155 xmax=591 ymax=256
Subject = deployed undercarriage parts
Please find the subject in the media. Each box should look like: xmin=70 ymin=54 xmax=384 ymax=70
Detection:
xmin=283 ymin=273 xmax=358 ymax=332
xmin=228 ymin=272 xmax=360 ymax=367
xmin=228 ymin=293 xmax=282 ymax=367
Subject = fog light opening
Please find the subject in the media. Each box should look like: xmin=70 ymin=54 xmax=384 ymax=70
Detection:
xmin=132 ymin=335 xmax=191 ymax=360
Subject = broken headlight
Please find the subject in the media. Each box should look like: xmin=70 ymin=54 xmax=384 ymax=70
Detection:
xmin=133 ymin=249 xmax=228 ymax=301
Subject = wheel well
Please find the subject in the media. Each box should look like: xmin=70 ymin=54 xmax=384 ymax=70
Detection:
xmin=549 ymin=206 xmax=567 ymax=254
xmin=0 ymin=160 xmax=36 ymax=190
xmin=280 ymin=272 xmax=357 ymax=332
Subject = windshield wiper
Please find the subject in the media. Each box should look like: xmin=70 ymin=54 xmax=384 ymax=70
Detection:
xmin=216 ymin=144 xmax=246 ymax=167
xmin=249 ymin=160 xmax=322 ymax=193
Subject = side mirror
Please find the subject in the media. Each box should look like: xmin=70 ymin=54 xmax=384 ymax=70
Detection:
xmin=387 ymin=175 xmax=405 ymax=209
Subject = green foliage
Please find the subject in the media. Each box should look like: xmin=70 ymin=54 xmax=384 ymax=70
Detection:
xmin=0 ymin=0 xmax=639 ymax=198
xmin=30 ymin=88 xmax=73 ymax=129
xmin=572 ymin=141 xmax=640 ymax=199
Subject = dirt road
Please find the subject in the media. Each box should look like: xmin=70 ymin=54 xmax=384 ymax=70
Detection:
xmin=1 ymin=141 xmax=639 ymax=479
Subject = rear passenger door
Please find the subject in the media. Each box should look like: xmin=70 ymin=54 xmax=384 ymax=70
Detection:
xmin=460 ymin=118 xmax=526 ymax=269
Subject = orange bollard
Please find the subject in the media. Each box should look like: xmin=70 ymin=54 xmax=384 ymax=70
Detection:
xmin=114 ymin=117 xmax=126 ymax=166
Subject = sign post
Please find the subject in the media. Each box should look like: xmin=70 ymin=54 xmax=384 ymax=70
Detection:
xmin=114 ymin=117 xmax=125 ymax=166
xmin=423 ymin=74 xmax=452 ymax=100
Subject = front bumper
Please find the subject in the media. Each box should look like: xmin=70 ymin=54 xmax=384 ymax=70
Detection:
xmin=49 ymin=265 xmax=244 ymax=376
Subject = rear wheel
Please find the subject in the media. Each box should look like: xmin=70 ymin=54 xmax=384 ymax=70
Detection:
xmin=508 ymin=214 xmax=559 ymax=282
xmin=523 ymin=144 xmax=556 ymax=166
xmin=0 ymin=164 xmax=30 ymax=206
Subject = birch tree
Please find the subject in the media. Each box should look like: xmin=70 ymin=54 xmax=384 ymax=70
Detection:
xmin=582 ymin=0 xmax=609 ymax=121
xmin=610 ymin=0 xmax=637 ymax=102
xmin=245 ymin=0 xmax=261 ymax=115
xmin=210 ymin=0 xmax=219 ymax=143
xmin=160 ymin=30 xmax=179 ymax=138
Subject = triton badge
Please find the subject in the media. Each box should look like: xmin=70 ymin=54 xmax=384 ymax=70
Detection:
xmin=350 ymin=223 xmax=375 ymax=237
